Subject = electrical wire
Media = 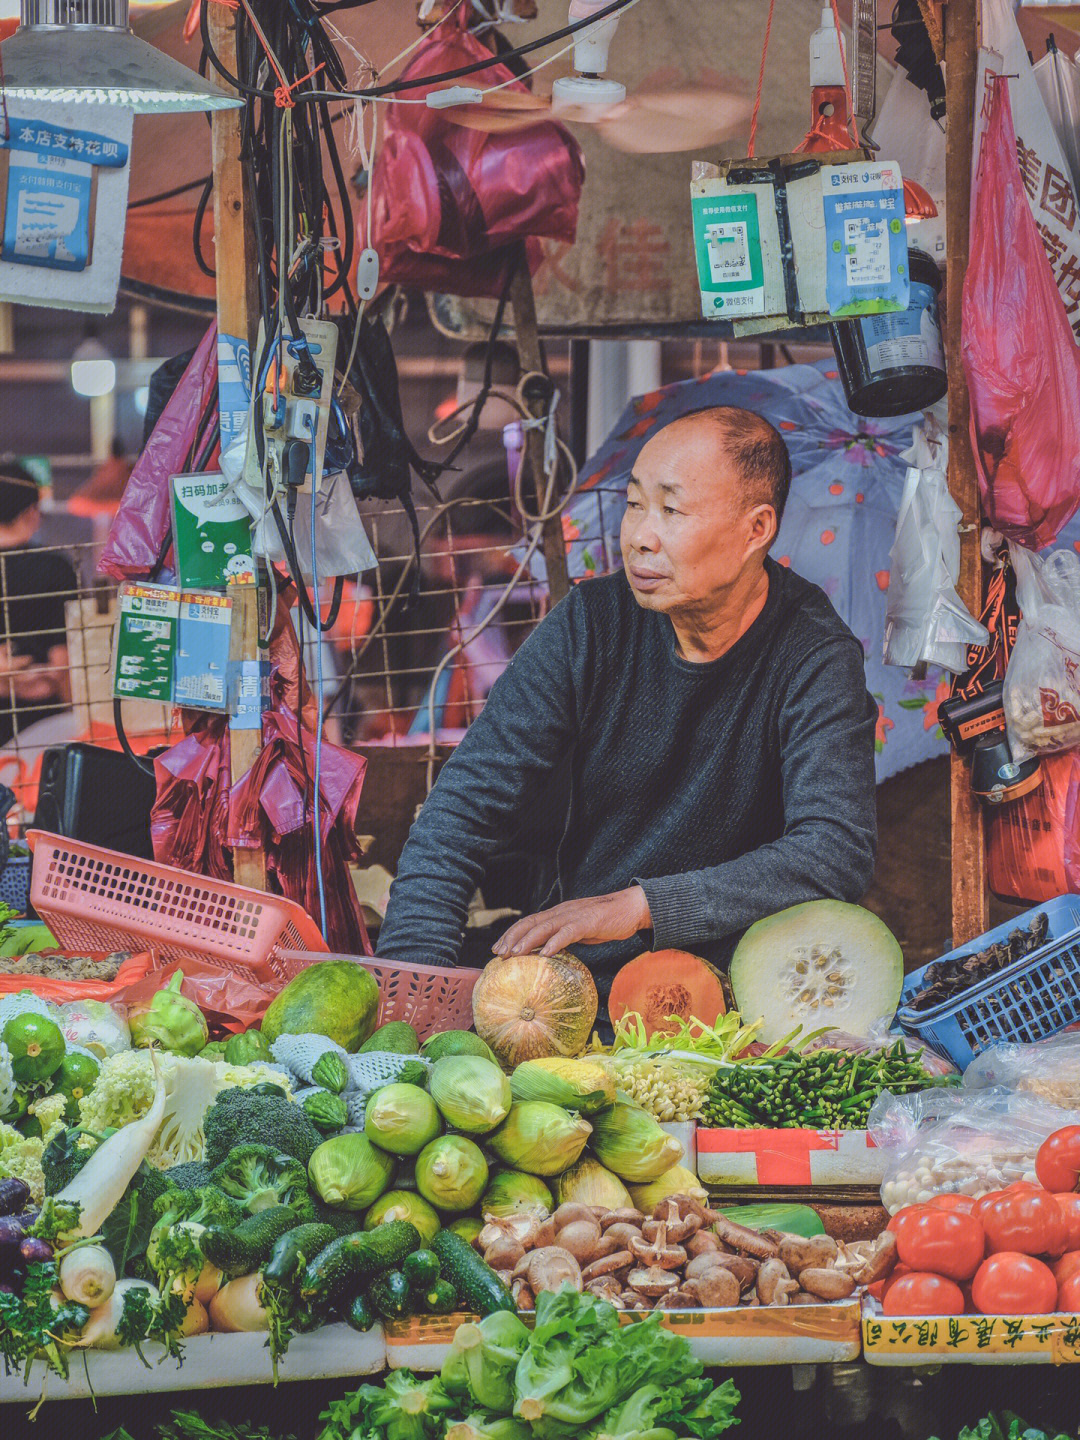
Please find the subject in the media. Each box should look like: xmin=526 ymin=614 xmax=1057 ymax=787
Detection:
xmin=310 ymin=427 xmax=328 ymax=937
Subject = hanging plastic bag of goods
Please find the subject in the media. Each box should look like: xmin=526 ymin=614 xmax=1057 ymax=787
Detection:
xmin=362 ymin=6 xmax=584 ymax=297
xmin=882 ymin=420 xmax=989 ymax=673
xmin=961 ymin=78 xmax=1080 ymax=550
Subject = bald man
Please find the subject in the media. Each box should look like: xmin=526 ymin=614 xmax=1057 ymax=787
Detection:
xmin=376 ymin=406 xmax=877 ymax=1008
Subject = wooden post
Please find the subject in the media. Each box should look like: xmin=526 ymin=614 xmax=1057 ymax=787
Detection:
xmin=509 ymin=258 xmax=572 ymax=606
xmin=210 ymin=2 xmax=267 ymax=891
xmin=944 ymin=0 xmax=988 ymax=943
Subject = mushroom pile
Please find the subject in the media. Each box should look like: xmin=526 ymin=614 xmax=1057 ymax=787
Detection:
xmin=475 ymin=1196 xmax=898 ymax=1312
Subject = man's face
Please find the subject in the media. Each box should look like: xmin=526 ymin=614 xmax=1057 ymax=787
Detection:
xmin=619 ymin=422 xmax=775 ymax=615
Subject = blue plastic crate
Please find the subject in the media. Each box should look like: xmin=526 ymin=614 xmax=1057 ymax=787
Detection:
xmin=897 ymin=895 xmax=1080 ymax=1070
xmin=0 ymin=855 xmax=29 ymax=914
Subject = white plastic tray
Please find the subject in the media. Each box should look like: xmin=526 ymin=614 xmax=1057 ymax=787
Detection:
xmin=0 ymin=1323 xmax=386 ymax=1404
xmin=385 ymin=1304 xmax=861 ymax=1370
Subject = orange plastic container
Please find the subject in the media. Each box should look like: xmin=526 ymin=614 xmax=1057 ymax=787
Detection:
xmin=27 ymin=831 xmax=327 ymax=984
xmin=282 ymin=951 xmax=482 ymax=1042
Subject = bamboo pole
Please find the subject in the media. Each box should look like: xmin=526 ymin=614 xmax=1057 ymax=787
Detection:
xmin=209 ymin=2 xmax=267 ymax=891
xmin=509 ymin=258 xmax=572 ymax=606
xmin=944 ymin=0 xmax=988 ymax=943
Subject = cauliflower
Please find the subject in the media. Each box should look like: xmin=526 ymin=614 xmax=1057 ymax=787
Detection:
xmin=79 ymin=1052 xmax=294 ymax=1169
xmin=0 ymin=1040 xmax=14 ymax=1121
xmin=28 ymin=1091 xmax=67 ymax=1144
xmin=0 ymin=1122 xmax=45 ymax=1203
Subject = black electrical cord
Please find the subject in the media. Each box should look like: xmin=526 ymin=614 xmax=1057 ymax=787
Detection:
xmin=200 ymin=0 xmax=640 ymax=103
xmin=129 ymin=176 xmax=213 ymax=209
xmin=113 ymin=699 xmax=157 ymax=778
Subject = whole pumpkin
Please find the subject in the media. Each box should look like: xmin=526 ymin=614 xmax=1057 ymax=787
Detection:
xmin=471 ymin=952 xmax=597 ymax=1068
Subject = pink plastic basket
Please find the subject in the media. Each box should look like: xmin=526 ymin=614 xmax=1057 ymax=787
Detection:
xmin=281 ymin=950 xmax=481 ymax=1042
xmin=27 ymin=830 xmax=328 ymax=984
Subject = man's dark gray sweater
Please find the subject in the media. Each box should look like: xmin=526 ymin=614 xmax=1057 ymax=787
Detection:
xmin=377 ymin=559 xmax=878 ymax=1002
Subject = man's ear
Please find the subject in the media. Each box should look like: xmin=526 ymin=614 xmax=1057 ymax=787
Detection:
xmin=745 ymin=503 xmax=778 ymax=558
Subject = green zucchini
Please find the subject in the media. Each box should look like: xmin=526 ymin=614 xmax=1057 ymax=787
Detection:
xmin=300 ymin=1219 xmax=421 ymax=1304
xmin=431 ymin=1230 xmax=516 ymax=1316
xmin=423 ymin=1279 xmax=458 ymax=1315
xmin=342 ymin=1292 xmax=377 ymax=1332
xmin=263 ymin=1222 xmax=337 ymax=1290
xmin=200 ymin=1206 xmax=298 ymax=1277
xmin=402 ymin=1249 xmax=440 ymax=1291
xmin=370 ymin=1270 xmax=412 ymax=1320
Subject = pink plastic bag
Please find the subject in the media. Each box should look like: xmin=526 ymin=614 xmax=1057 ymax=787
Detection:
xmin=98 ymin=323 xmax=218 ymax=580
xmin=961 ymin=79 xmax=1080 ymax=549
xmin=365 ymin=10 xmax=584 ymax=298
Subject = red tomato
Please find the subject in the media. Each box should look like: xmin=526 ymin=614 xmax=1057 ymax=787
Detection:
xmin=979 ymin=1188 xmax=1068 ymax=1257
xmin=1036 ymin=1125 xmax=1080 ymax=1194
xmin=895 ymin=1208 xmax=986 ymax=1282
xmin=1058 ymin=1194 xmax=1080 ymax=1252
xmin=1058 ymin=1273 xmax=1080 ymax=1312
xmin=927 ymin=1194 xmax=977 ymax=1215
xmin=887 ymin=1206 xmax=926 ymax=1236
xmin=882 ymin=1273 xmax=966 ymax=1317
xmin=1053 ymin=1251 xmax=1080 ymax=1287
xmin=971 ymin=1253 xmax=1058 ymax=1315
xmin=867 ymin=1263 xmax=910 ymax=1303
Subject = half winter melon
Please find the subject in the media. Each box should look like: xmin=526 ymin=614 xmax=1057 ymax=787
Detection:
xmin=729 ymin=900 xmax=903 ymax=1045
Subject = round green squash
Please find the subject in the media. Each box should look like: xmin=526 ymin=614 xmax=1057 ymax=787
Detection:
xmin=261 ymin=961 xmax=380 ymax=1052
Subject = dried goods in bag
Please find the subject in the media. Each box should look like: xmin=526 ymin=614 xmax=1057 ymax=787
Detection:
xmin=1004 ymin=543 xmax=1080 ymax=759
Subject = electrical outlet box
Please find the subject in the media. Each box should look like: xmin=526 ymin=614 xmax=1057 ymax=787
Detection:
xmin=243 ymin=316 xmax=339 ymax=497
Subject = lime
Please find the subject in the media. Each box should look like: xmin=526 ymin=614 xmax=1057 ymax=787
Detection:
xmin=2 ymin=1013 xmax=65 ymax=1085
xmin=53 ymin=1050 xmax=100 ymax=1123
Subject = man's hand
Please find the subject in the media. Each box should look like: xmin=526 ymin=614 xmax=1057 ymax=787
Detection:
xmin=493 ymin=886 xmax=652 ymax=958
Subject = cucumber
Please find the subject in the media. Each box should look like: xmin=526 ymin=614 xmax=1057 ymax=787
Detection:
xmin=200 ymin=1206 xmax=299 ymax=1277
xmin=343 ymin=1292 xmax=377 ymax=1332
xmin=300 ymin=1219 xmax=422 ymax=1304
xmin=370 ymin=1270 xmax=412 ymax=1320
xmin=402 ymin=1249 xmax=440 ymax=1291
xmin=431 ymin=1230 xmax=516 ymax=1316
xmin=263 ymin=1222 xmax=337 ymax=1290
xmin=359 ymin=1022 xmax=419 ymax=1055
xmin=423 ymin=1279 xmax=458 ymax=1315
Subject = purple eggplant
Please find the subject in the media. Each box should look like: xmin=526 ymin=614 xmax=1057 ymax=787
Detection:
xmin=0 ymin=1178 xmax=29 ymax=1217
xmin=19 ymin=1237 xmax=52 ymax=1265
xmin=0 ymin=1216 xmax=24 ymax=1271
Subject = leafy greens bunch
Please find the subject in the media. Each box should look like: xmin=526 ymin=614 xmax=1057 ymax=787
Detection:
xmin=318 ymin=1288 xmax=740 ymax=1440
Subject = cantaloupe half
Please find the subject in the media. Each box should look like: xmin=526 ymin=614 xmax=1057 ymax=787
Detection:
xmin=729 ymin=900 xmax=904 ymax=1046
xmin=608 ymin=950 xmax=727 ymax=1038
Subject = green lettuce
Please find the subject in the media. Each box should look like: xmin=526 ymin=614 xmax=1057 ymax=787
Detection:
xmin=318 ymin=1371 xmax=457 ymax=1440
xmin=512 ymin=1289 xmax=702 ymax=1430
xmin=594 ymin=1377 xmax=741 ymax=1440
xmin=441 ymin=1311 xmax=531 ymax=1414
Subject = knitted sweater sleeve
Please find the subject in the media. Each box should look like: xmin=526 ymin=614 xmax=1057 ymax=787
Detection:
xmin=634 ymin=636 xmax=878 ymax=950
xmin=375 ymin=589 xmax=585 ymax=967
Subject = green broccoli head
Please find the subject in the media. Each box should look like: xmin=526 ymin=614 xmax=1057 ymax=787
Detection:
xmin=153 ymin=1182 xmax=244 ymax=1232
xmin=210 ymin=1144 xmax=314 ymax=1219
xmin=163 ymin=1160 xmax=214 ymax=1191
xmin=203 ymin=1089 xmax=321 ymax=1168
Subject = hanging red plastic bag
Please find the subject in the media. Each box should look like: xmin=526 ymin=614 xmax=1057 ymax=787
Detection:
xmin=988 ymin=751 xmax=1080 ymax=904
xmin=114 ymin=959 xmax=278 ymax=1035
xmin=961 ymin=78 xmax=1080 ymax=549
xmin=98 ymin=323 xmax=218 ymax=580
xmin=1003 ymin=543 xmax=1080 ymax=759
xmin=365 ymin=9 xmax=585 ymax=298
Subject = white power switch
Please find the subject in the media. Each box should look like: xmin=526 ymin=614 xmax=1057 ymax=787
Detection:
xmin=289 ymin=398 xmax=318 ymax=440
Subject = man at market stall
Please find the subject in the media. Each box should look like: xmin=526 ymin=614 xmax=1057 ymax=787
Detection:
xmin=376 ymin=406 xmax=877 ymax=1009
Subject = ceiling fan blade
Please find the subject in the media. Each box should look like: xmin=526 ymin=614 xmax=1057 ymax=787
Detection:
xmin=587 ymin=87 xmax=751 ymax=154
xmin=437 ymin=89 xmax=555 ymax=134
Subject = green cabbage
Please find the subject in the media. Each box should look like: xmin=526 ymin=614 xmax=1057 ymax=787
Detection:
xmin=363 ymin=1188 xmax=441 ymax=1244
xmin=308 ymin=1133 xmax=394 ymax=1210
xmin=429 ymin=1056 xmax=512 ymax=1135
xmin=481 ymin=1170 xmax=553 ymax=1220
xmin=365 ymin=1083 xmax=442 ymax=1156
xmin=415 ymin=1135 xmax=489 ymax=1213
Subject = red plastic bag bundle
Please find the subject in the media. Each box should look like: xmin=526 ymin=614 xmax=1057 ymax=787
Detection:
xmin=150 ymin=590 xmax=371 ymax=955
xmin=98 ymin=323 xmax=218 ymax=580
xmin=115 ymin=959 xmax=278 ymax=1035
xmin=961 ymin=79 xmax=1080 ymax=549
xmin=365 ymin=10 xmax=584 ymax=297
xmin=988 ymin=752 xmax=1080 ymax=903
